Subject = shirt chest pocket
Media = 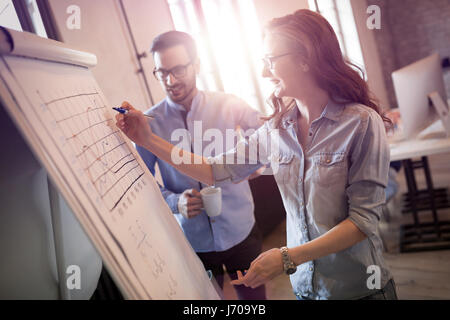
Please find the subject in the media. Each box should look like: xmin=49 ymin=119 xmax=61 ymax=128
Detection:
xmin=272 ymin=153 xmax=296 ymax=185
xmin=312 ymin=152 xmax=347 ymax=188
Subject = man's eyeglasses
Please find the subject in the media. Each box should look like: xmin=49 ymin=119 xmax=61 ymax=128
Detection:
xmin=262 ymin=52 xmax=297 ymax=70
xmin=153 ymin=61 xmax=192 ymax=81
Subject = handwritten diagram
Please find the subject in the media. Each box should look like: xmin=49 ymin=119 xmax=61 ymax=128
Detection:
xmin=36 ymin=88 xmax=144 ymax=212
xmin=34 ymin=85 xmax=182 ymax=298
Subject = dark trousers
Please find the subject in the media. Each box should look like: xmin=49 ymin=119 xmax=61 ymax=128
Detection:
xmin=360 ymin=278 xmax=398 ymax=300
xmin=197 ymin=224 xmax=267 ymax=300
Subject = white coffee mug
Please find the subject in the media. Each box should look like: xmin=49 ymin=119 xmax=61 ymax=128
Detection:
xmin=200 ymin=186 xmax=222 ymax=217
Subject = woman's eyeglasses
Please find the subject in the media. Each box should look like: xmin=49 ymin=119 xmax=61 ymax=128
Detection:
xmin=153 ymin=61 xmax=193 ymax=81
xmin=262 ymin=52 xmax=298 ymax=70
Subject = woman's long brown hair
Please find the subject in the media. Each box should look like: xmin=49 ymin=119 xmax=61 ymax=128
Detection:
xmin=263 ymin=9 xmax=391 ymax=128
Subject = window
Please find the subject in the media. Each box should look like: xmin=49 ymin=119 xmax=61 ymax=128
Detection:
xmin=0 ymin=0 xmax=56 ymax=39
xmin=25 ymin=0 xmax=47 ymax=38
xmin=0 ymin=0 xmax=22 ymax=31
xmin=309 ymin=0 xmax=366 ymax=77
xmin=167 ymin=0 xmax=271 ymax=114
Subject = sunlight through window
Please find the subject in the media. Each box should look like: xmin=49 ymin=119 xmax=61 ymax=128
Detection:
xmin=167 ymin=0 xmax=271 ymax=114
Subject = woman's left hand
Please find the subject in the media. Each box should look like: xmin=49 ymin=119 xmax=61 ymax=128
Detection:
xmin=230 ymin=248 xmax=284 ymax=288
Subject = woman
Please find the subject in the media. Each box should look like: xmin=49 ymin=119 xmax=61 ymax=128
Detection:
xmin=116 ymin=9 xmax=397 ymax=300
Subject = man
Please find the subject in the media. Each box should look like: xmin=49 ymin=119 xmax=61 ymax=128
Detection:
xmin=136 ymin=31 xmax=266 ymax=299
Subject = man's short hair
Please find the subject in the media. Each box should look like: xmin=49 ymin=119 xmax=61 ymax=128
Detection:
xmin=150 ymin=31 xmax=197 ymax=61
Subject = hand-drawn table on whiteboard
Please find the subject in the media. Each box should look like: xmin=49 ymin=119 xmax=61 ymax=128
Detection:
xmin=0 ymin=27 xmax=219 ymax=300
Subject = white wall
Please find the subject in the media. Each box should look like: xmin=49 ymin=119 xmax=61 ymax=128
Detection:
xmin=121 ymin=0 xmax=174 ymax=105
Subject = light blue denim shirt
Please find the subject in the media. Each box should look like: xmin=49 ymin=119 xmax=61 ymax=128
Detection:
xmin=137 ymin=91 xmax=262 ymax=252
xmin=210 ymin=100 xmax=392 ymax=299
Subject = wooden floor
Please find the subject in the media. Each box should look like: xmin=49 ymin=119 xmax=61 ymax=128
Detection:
xmin=222 ymin=151 xmax=450 ymax=300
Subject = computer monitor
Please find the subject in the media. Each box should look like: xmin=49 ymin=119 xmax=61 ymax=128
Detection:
xmin=392 ymin=53 xmax=448 ymax=139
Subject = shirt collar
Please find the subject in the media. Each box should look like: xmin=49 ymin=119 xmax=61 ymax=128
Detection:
xmin=320 ymin=99 xmax=345 ymax=122
xmin=280 ymin=98 xmax=344 ymax=129
xmin=166 ymin=90 xmax=202 ymax=113
xmin=280 ymin=106 xmax=298 ymax=129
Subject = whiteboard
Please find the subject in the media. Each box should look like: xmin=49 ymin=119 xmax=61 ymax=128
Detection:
xmin=0 ymin=27 xmax=219 ymax=300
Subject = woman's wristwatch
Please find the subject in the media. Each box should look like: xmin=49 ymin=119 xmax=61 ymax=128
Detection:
xmin=280 ymin=246 xmax=297 ymax=275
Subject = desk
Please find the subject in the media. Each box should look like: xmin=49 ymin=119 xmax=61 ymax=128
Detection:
xmin=389 ymin=121 xmax=450 ymax=252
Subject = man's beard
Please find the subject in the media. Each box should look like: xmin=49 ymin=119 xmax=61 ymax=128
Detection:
xmin=168 ymin=80 xmax=196 ymax=103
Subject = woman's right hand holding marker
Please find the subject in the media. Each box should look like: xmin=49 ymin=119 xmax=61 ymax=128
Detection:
xmin=115 ymin=101 xmax=153 ymax=148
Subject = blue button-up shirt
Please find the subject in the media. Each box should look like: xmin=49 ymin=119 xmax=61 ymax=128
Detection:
xmin=211 ymin=100 xmax=392 ymax=299
xmin=137 ymin=91 xmax=262 ymax=252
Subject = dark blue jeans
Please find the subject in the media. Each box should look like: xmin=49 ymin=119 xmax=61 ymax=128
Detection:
xmin=197 ymin=224 xmax=266 ymax=300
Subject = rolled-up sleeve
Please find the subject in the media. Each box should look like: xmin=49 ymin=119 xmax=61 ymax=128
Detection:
xmin=209 ymin=146 xmax=263 ymax=186
xmin=209 ymin=123 xmax=270 ymax=186
xmin=346 ymin=111 xmax=390 ymax=237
